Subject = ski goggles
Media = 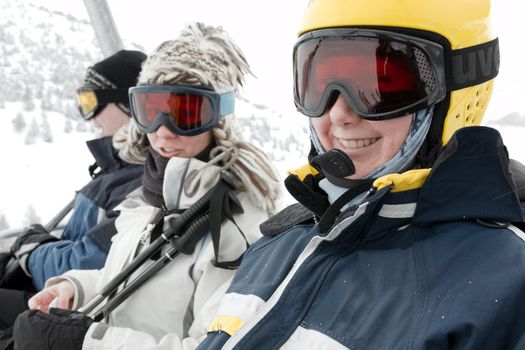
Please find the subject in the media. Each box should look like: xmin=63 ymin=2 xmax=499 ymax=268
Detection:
xmin=293 ymin=28 xmax=448 ymax=120
xmin=129 ymin=85 xmax=235 ymax=136
xmin=76 ymin=86 xmax=129 ymax=120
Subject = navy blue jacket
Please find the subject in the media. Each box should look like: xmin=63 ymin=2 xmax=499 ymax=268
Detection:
xmin=200 ymin=127 xmax=525 ymax=350
xmin=28 ymin=136 xmax=143 ymax=290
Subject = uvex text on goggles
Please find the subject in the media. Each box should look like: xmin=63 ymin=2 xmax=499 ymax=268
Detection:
xmin=293 ymin=28 xmax=499 ymax=120
xmin=76 ymin=86 xmax=129 ymax=120
xmin=129 ymin=85 xmax=235 ymax=136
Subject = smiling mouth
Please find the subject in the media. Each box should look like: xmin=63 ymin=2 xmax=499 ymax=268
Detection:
xmin=338 ymin=137 xmax=379 ymax=150
xmin=161 ymin=147 xmax=176 ymax=153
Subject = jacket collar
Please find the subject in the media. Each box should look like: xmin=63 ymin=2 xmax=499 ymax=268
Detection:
xmin=288 ymin=126 xmax=523 ymax=240
xmin=355 ymin=126 xmax=523 ymax=227
xmin=306 ymin=126 xmax=523 ymax=242
xmin=412 ymin=126 xmax=523 ymax=224
xmin=86 ymin=136 xmax=125 ymax=175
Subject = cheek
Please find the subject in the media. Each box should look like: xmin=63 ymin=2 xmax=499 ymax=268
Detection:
xmin=181 ymin=131 xmax=212 ymax=157
xmin=146 ymin=133 xmax=159 ymax=151
xmin=376 ymin=116 xmax=413 ymax=153
xmin=311 ymin=117 xmax=332 ymax=148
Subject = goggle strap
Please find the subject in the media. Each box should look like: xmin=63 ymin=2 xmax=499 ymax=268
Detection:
xmin=219 ymin=91 xmax=235 ymax=117
xmin=93 ymin=88 xmax=130 ymax=105
xmin=448 ymin=38 xmax=499 ymax=91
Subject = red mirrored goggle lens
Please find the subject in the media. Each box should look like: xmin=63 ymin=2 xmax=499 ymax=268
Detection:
xmin=134 ymin=92 xmax=213 ymax=131
xmin=294 ymin=34 xmax=441 ymax=118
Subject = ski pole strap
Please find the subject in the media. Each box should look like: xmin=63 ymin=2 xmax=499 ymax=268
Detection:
xmin=209 ymin=173 xmax=248 ymax=270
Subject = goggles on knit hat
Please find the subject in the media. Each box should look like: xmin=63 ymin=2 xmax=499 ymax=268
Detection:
xmin=76 ymin=84 xmax=129 ymax=120
xmin=78 ymin=50 xmax=147 ymax=120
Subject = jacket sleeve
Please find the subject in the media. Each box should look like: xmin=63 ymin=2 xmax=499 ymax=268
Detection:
xmin=81 ymin=197 xmax=266 ymax=350
xmin=28 ymin=236 xmax=107 ymax=290
xmin=46 ymin=269 xmax=103 ymax=310
xmin=27 ymin=193 xmax=117 ymax=290
xmin=74 ymin=189 xmax=266 ymax=350
xmin=59 ymin=193 xmax=100 ymax=242
xmin=81 ymin=273 xmax=234 ymax=350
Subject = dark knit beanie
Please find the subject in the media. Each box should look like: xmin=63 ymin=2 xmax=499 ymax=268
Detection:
xmin=83 ymin=49 xmax=147 ymax=114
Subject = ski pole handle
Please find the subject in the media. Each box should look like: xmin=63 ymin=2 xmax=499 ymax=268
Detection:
xmin=90 ymin=212 xmax=211 ymax=320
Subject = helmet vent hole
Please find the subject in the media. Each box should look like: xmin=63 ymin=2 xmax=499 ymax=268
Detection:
xmin=476 ymin=90 xmax=480 ymax=97
xmin=467 ymin=104 xmax=471 ymax=111
xmin=455 ymin=113 xmax=461 ymax=120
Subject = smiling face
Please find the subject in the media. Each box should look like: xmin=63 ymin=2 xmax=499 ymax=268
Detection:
xmin=311 ymin=94 xmax=413 ymax=179
xmin=146 ymin=125 xmax=213 ymax=158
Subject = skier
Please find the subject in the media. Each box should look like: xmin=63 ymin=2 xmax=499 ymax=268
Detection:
xmin=11 ymin=22 xmax=281 ymax=350
xmin=0 ymin=50 xmax=146 ymax=329
xmin=197 ymin=0 xmax=525 ymax=348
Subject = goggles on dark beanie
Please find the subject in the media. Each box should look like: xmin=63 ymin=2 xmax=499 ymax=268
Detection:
xmin=78 ymin=50 xmax=147 ymax=119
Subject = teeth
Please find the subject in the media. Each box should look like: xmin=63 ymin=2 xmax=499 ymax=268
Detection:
xmin=162 ymin=147 xmax=175 ymax=152
xmin=338 ymin=138 xmax=378 ymax=149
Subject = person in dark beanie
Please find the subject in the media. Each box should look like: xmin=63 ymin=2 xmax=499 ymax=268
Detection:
xmin=0 ymin=49 xmax=146 ymax=331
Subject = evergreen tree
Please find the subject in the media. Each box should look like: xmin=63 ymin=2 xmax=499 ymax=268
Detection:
xmin=22 ymin=205 xmax=42 ymax=226
xmin=64 ymin=117 xmax=73 ymax=133
xmin=25 ymin=116 xmax=39 ymax=145
xmin=76 ymin=119 xmax=87 ymax=132
xmin=41 ymin=112 xmax=53 ymax=142
xmin=0 ymin=212 xmax=9 ymax=230
xmin=12 ymin=112 xmax=27 ymax=133
xmin=22 ymin=87 xmax=35 ymax=111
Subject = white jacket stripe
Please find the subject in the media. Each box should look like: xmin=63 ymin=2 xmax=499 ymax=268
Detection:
xmin=222 ymin=202 xmax=369 ymax=349
xmin=282 ymin=326 xmax=350 ymax=350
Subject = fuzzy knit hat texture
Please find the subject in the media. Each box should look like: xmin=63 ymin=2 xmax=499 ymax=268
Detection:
xmin=114 ymin=23 xmax=281 ymax=213
xmin=137 ymin=22 xmax=250 ymax=93
xmin=83 ymin=49 xmax=147 ymax=113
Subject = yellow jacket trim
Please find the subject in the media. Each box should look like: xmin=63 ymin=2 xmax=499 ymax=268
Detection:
xmin=288 ymin=163 xmax=319 ymax=181
xmin=373 ymin=169 xmax=431 ymax=193
xmin=208 ymin=316 xmax=245 ymax=336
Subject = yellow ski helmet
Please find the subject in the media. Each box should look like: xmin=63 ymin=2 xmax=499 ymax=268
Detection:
xmin=297 ymin=0 xmax=499 ymax=165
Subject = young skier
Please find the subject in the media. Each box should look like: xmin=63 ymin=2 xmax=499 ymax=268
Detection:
xmin=11 ymin=22 xmax=281 ymax=350
xmin=198 ymin=0 xmax=525 ymax=348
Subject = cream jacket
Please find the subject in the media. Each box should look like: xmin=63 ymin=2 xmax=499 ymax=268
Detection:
xmin=46 ymin=157 xmax=269 ymax=350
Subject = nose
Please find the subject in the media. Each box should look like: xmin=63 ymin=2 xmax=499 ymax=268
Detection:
xmin=155 ymin=125 xmax=178 ymax=139
xmin=328 ymin=94 xmax=363 ymax=127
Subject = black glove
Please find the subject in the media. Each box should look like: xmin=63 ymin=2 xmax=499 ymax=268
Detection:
xmin=0 ymin=253 xmax=34 ymax=291
xmin=0 ymin=326 xmax=14 ymax=350
xmin=0 ymin=253 xmax=10 ymax=279
xmin=13 ymin=309 xmax=93 ymax=350
xmin=10 ymin=224 xmax=59 ymax=276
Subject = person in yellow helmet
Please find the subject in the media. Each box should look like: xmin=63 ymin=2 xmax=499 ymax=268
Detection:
xmin=198 ymin=0 xmax=525 ymax=348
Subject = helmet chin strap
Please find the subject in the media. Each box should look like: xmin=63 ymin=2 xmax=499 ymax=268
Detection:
xmin=308 ymin=106 xmax=433 ymax=181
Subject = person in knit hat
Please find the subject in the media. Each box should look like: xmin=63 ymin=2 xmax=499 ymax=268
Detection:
xmin=12 ymin=23 xmax=281 ymax=350
xmin=0 ymin=50 xmax=146 ymax=332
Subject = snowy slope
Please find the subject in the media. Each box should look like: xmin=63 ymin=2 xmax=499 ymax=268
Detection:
xmin=0 ymin=1 xmax=310 ymax=229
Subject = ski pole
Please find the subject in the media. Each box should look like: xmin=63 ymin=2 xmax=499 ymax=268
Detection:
xmin=78 ymin=186 xmax=215 ymax=315
xmin=91 ymin=213 xmax=211 ymax=322
xmin=44 ymin=198 xmax=75 ymax=233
